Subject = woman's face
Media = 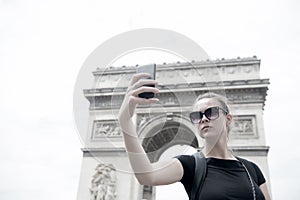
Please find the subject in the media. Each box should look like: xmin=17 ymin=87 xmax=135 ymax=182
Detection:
xmin=193 ymin=98 xmax=230 ymax=140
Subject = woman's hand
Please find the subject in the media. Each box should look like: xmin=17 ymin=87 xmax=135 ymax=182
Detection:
xmin=118 ymin=73 xmax=160 ymax=121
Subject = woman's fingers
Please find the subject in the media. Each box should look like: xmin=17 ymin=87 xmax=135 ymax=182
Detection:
xmin=131 ymin=86 xmax=160 ymax=97
xmin=128 ymin=79 xmax=158 ymax=92
xmin=130 ymin=96 xmax=159 ymax=104
xmin=120 ymin=74 xmax=160 ymax=120
xmin=130 ymin=73 xmax=152 ymax=85
xmin=135 ymin=79 xmax=158 ymax=88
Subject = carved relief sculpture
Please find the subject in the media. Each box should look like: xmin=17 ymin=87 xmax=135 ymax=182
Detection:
xmin=92 ymin=121 xmax=122 ymax=139
xmin=90 ymin=164 xmax=117 ymax=200
xmin=231 ymin=116 xmax=256 ymax=137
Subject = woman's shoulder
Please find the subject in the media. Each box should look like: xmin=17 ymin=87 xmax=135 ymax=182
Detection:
xmin=175 ymin=154 xmax=196 ymax=174
xmin=174 ymin=154 xmax=196 ymax=191
xmin=236 ymin=156 xmax=266 ymax=185
xmin=236 ymin=157 xmax=261 ymax=169
xmin=175 ymin=154 xmax=195 ymax=164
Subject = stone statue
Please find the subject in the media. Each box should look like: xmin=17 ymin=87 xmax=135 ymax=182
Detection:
xmin=90 ymin=164 xmax=117 ymax=200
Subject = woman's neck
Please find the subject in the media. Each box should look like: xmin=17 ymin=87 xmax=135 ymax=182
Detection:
xmin=203 ymin=138 xmax=235 ymax=160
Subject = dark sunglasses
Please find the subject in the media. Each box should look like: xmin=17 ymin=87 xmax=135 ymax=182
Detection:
xmin=189 ymin=106 xmax=228 ymax=124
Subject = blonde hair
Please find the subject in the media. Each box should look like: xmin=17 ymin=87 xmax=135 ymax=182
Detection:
xmin=193 ymin=92 xmax=230 ymax=114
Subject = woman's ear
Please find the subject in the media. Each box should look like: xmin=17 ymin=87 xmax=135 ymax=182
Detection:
xmin=226 ymin=114 xmax=232 ymax=126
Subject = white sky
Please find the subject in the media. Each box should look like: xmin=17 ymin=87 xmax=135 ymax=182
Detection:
xmin=1 ymin=0 xmax=300 ymax=199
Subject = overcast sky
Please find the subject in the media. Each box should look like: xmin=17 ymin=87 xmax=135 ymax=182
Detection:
xmin=1 ymin=0 xmax=300 ymax=200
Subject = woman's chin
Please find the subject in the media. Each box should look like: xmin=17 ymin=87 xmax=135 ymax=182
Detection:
xmin=199 ymin=130 xmax=220 ymax=141
xmin=199 ymin=130 xmax=209 ymax=139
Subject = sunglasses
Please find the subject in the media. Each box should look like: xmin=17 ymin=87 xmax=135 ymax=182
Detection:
xmin=189 ymin=106 xmax=228 ymax=124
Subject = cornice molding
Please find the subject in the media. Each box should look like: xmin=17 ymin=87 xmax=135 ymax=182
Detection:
xmin=84 ymin=79 xmax=269 ymax=96
xmin=83 ymin=79 xmax=269 ymax=110
xmin=82 ymin=147 xmax=127 ymax=157
xmin=93 ymin=56 xmax=260 ymax=75
xmin=82 ymin=146 xmax=270 ymax=157
xmin=230 ymin=146 xmax=270 ymax=156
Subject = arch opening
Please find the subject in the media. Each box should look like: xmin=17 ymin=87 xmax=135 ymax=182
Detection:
xmin=140 ymin=119 xmax=200 ymax=200
xmin=141 ymin=121 xmax=199 ymax=162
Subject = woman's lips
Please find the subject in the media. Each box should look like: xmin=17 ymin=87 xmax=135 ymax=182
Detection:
xmin=201 ymin=125 xmax=210 ymax=130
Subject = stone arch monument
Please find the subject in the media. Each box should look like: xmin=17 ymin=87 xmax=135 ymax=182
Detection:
xmin=77 ymin=56 xmax=271 ymax=200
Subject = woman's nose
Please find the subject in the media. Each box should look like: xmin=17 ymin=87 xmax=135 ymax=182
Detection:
xmin=200 ymin=114 xmax=209 ymax=123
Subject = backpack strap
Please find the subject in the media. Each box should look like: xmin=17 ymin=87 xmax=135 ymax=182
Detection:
xmin=191 ymin=151 xmax=207 ymax=200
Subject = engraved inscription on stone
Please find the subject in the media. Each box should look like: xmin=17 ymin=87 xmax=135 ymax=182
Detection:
xmin=90 ymin=164 xmax=117 ymax=200
xmin=92 ymin=120 xmax=121 ymax=139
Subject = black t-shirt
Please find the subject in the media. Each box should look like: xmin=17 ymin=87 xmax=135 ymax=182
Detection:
xmin=176 ymin=155 xmax=266 ymax=200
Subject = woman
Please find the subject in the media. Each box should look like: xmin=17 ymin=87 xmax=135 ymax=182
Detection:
xmin=118 ymin=73 xmax=271 ymax=200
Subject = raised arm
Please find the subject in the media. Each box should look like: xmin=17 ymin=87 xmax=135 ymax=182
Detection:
xmin=118 ymin=73 xmax=183 ymax=186
xmin=259 ymin=183 xmax=272 ymax=200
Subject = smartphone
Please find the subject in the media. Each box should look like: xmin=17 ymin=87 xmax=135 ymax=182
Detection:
xmin=136 ymin=64 xmax=156 ymax=99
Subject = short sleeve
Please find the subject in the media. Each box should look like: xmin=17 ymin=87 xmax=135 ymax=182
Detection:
xmin=251 ymin=162 xmax=266 ymax=186
xmin=175 ymin=155 xmax=195 ymax=194
xmin=238 ymin=157 xmax=267 ymax=186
